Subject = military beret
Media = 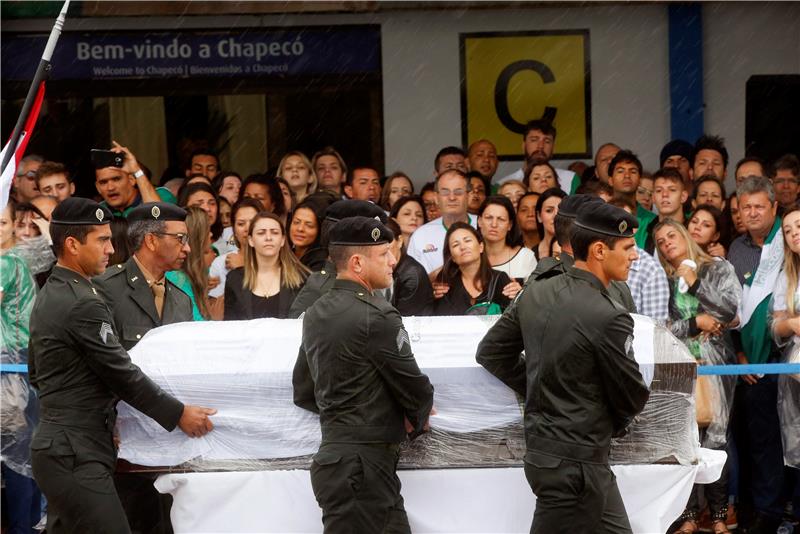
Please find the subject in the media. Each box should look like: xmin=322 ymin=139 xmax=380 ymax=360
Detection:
xmin=659 ymin=139 xmax=694 ymax=168
xmin=574 ymin=202 xmax=638 ymax=238
xmin=325 ymin=199 xmax=388 ymax=224
xmin=50 ymin=197 xmax=112 ymax=226
xmin=127 ymin=202 xmax=187 ymax=223
xmin=329 ymin=216 xmax=395 ymax=246
xmin=557 ymin=194 xmax=603 ymax=219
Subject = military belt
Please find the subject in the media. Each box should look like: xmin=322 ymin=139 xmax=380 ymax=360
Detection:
xmin=527 ymin=433 xmax=609 ymax=464
xmin=39 ymin=405 xmax=117 ymax=433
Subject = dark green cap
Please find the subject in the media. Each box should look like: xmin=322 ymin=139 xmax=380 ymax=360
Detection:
xmin=329 ymin=216 xmax=394 ymax=246
xmin=574 ymin=202 xmax=638 ymax=238
xmin=50 ymin=197 xmax=112 ymax=226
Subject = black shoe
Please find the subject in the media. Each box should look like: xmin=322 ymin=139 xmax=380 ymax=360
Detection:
xmin=744 ymin=513 xmax=781 ymax=534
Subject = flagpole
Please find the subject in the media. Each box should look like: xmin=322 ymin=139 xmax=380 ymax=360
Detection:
xmin=0 ymin=0 xmax=70 ymax=175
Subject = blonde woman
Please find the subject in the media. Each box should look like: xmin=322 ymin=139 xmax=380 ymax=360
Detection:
xmin=277 ymin=151 xmax=317 ymax=204
xmin=653 ymin=220 xmax=740 ymax=534
xmin=224 ymin=211 xmax=309 ymax=320
xmin=166 ymin=207 xmax=213 ymax=321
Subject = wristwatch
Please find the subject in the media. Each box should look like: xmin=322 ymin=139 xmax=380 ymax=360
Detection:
xmin=133 ymin=169 xmax=145 ymax=179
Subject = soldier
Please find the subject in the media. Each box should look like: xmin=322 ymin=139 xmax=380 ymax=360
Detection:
xmin=476 ymin=202 xmax=650 ymax=533
xmin=288 ymin=199 xmax=389 ymax=318
xmin=529 ymin=194 xmax=636 ymax=312
xmin=28 ymin=197 xmax=215 ymax=533
xmin=93 ymin=201 xmax=193 ymax=533
xmin=95 ymin=202 xmax=192 ymax=349
xmin=292 ymin=216 xmax=434 ymax=533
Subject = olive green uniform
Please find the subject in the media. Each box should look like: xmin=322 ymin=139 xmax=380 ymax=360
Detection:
xmin=288 ymin=260 xmax=337 ymax=319
xmin=476 ymin=267 xmax=650 ymax=533
xmin=93 ymin=257 xmax=192 ymax=533
xmin=28 ymin=266 xmax=184 ymax=534
xmin=293 ymin=279 xmax=434 ymax=533
xmin=529 ymin=253 xmax=637 ymax=313
xmin=94 ymin=258 xmax=192 ymax=350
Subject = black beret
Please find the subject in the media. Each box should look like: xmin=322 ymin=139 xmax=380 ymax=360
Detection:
xmin=574 ymin=202 xmax=638 ymax=238
xmin=557 ymin=194 xmax=603 ymax=219
xmin=50 ymin=197 xmax=113 ymax=226
xmin=659 ymin=139 xmax=694 ymax=168
xmin=127 ymin=202 xmax=187 ymax=223
xmin=328 ymin=216 xmax=395 ymax=246
xmin=325 ymin=199 xmax=388 ymax=224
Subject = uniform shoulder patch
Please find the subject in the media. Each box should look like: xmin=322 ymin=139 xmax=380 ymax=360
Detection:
xmin=396 ymin=328 xmax=410 ymax=351
xmin=99 ymin=322 xmax=114 ymax=344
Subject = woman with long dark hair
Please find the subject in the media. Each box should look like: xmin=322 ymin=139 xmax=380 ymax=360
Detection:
xmin=534 ymin=187 xmax=567 ymax=260
xmin=478 ymin=195 xmax=537 ymax=283
xmin=687 ymin=204 xmax=728 ymax=258
xmin=433 ymin=222 xmax=515 ymax=315
xmin=224 ymin=211 xmax=309 ymax=319
xmin=390 ymin=195 xmax=427 ymax=247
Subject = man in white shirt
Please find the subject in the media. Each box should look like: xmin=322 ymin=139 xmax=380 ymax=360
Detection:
xmin=494 ymin=119 xmax=579 ymax=194
xmin=407 ymin=169 xmax=477 ymax=273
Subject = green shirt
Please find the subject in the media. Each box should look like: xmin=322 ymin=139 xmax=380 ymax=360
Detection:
xmin=165 ymin=270 xmax=206 ymax=321
xmin=100 ymin=187 xmax=177 ymax=218
xmin=0 ymin=250 xmax=37 ymax=354
xmin=635 ymin=204 xmax=657 ymax=249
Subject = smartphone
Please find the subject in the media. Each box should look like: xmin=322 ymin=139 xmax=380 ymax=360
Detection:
xmin=91 ymin=149 xmax=125 ymax=169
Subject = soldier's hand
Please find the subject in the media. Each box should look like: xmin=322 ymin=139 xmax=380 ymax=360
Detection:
xmin=178 ymin=405 xmax=217 ymax=438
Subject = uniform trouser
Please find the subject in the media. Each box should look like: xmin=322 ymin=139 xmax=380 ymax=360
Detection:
xmin=30 ymin=422 xmax=130 ymax=534
xmin=524 ymin=451 xmax=633 ymax=534
xmin=310 ymin=442 xmax=410 ymax=534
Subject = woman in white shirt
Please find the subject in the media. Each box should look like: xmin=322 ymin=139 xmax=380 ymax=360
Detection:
xmin=477 ymin=195 xmax=537 ymax=284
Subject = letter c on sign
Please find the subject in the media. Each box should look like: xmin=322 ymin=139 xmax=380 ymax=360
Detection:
xmin=494 ymin=60 xmax=557 ymax=134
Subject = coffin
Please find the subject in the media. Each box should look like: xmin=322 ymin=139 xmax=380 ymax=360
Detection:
xmin=117 ymin=314 xmax=699 ymax=471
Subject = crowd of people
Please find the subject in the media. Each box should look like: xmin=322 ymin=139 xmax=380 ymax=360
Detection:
xmin=1 ymin=117 xmax=799 ymax=533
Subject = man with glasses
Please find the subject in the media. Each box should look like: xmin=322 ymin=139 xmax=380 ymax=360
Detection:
xmin=407 ymin=169 xmax=477 ymax=273
xmin=770 ymin=153 xmax=800 ymax=211
xmin=12 ymin=154 xmax=43 ymax=203
xmin=93 ymin=201 xmax=193 ymax=533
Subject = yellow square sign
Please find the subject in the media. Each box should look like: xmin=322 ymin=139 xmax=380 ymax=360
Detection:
xmin=460 ymin=31 xmax=591 ymax=159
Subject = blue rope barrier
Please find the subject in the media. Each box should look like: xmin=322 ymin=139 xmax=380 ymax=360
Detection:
xmin=2 ymin=362 xmax=799 ymax=376
xmin=0 ymin=363 xmax=29 ymax=374
xmin=697 ymin=363 xmax=800 ymax=376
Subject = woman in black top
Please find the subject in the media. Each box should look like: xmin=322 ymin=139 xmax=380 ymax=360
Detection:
xmin=288 ymin=193 xmax=338 ymax=271
xmin=224 ymin=211 xmax=310 ymax=320
xmin=384 ymin=219 xmax=434 ymax=316
xmin=433 ymin=222 xmax=514 ymax=315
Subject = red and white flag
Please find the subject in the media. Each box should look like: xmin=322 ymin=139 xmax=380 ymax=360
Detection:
xmin=0 ymin=81 xmax=46 ymax=211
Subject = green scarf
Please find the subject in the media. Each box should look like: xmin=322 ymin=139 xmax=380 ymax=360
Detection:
xmin=672 ymin=279 xmax=702 ymax=360
xmin=740 ymin=219 xmax=782 ymax=365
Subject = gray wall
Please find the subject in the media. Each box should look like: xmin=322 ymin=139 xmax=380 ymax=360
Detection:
xmin=9 ymin=2 xmax=800 ymax=189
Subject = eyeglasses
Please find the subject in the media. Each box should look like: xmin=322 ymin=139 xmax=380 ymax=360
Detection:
xmin=15 ymin=170 xmax=37 ymax=179
xmin=636 ymin=187 xmax=653 ymax=197
xmin=155 ymin=232 xmax=189 ymax=245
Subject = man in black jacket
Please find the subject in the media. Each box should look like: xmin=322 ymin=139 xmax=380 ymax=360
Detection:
xmin=28 ymin=197 xmax=215 ymax=533
xmin=293 ymin=216 xmax=434 ymax=533
xmin=476 ymin=202 xmax=649 ymax=533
